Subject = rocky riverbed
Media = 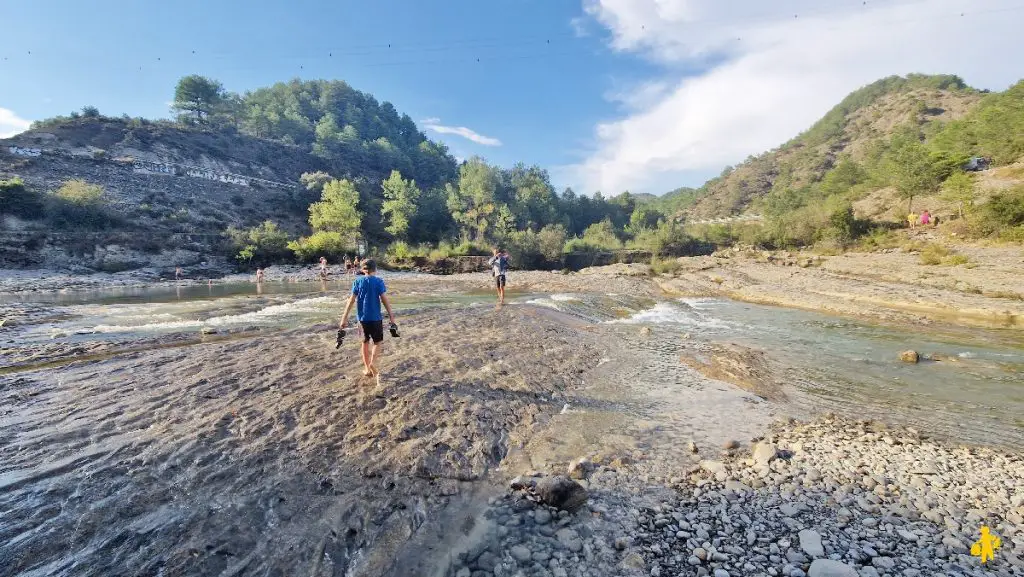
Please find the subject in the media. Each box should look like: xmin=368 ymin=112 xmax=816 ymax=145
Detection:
xmin=449 ymin=416 xmax=1023 ymax=577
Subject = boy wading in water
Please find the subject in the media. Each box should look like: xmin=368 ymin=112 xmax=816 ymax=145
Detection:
xmin=488 ymin=248 xmax=510 ymax=305
xmin=339 ymin=259 xmax=395 ymax=378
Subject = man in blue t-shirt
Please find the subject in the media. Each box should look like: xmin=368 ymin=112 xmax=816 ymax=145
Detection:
xmin=339 ymin=259 xmax=396 ymax=378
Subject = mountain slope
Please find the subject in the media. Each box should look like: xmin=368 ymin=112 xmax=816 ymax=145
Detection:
xmin=682 ymin=74 xmax=983 ymax=219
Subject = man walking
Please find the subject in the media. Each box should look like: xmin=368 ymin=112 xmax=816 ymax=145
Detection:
xmin=339 ymin=259 xmax=395 ymax=378
xmin=487 ymin=248 xmax=509 ymax=305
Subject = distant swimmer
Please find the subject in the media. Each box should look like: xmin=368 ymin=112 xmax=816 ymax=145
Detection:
xmin=487 ymin=247 xmax=509 ymax=305
xmin=339 ymin=259 xmax=396 ymax=379
xmin=319 ymin=256 xmax=329 ymax=280
xmin=255 ymin=267 xmax=265 ymax=283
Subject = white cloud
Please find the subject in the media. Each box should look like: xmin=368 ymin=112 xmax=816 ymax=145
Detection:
xmin=421 ymin=118 xmax=502 ymax=147
xmin=570 ymin=16 xmax=590 ymax=37
xmin=0 ymin=107 xmax=31 ymax=138
xmin=569 ymin=0 xmax=1024 ymax=194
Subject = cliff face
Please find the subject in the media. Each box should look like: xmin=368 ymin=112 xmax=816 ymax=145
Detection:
xmin=1 ymin=118 xmax=322 ymax=272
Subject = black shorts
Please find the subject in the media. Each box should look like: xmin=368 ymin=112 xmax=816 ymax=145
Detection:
xmin=360 ymin=321 xmax=384 ymax=343
xmin=495 ymin=274 xmax=506 ymax=288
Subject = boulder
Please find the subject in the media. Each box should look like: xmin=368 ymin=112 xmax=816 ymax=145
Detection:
xmin=751 ymin=441 xmax=778 ymax=466
xmin=534 ymin=475 xmax=588 ymax=512
xmin=899 ymin=350 xmax=919 ymax=363
xmin=808 ymin=559 xmax=858 ymax=577
xmin=798 ymin=529 xmax=825 ymax=558
xmin=567 ymin=457 xmax=594 ymax=480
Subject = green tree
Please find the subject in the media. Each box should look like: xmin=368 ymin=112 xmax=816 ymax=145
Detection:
xmin=940 ymin=171 xmax=976 ymax=218
xmin=628 ymin=205 xmax=664 ymax=233
xmin=81 ymin=106 xmax=100 ymax=118
xmin=300 ymin=171 xmax=333 ymax=194
xmin=308 ymin=178 xmax=362 ymax=238
xmin=173 ymin=75 xmax=225 ymax=124
xmin=506 ymin=163 xmax=557 ymax=231
xmin=447 ymin=157 xmax=500 ymax=241
xmin=884 ymin=133 xmax=940 ymax=212
xmin=380 ymin=170 xmax=421 ymax=240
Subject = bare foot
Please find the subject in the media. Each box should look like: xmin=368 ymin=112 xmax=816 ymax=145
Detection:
xmin=362 ymin=368 xmax=374 ymax=377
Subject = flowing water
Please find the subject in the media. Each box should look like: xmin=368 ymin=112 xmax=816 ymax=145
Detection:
xmin=3 ymin=282 xmax=1022 ymax=447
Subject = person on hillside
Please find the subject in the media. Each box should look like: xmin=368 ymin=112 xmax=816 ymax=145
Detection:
xmin=907 ymin=212 xmax=918 ymax=230
xmin=339 ymin=259 xmax=396 ymax=379
xmin=920 ymin=210 xmax=931 ymax=227
xmin=487 ymin=248 xmax=510 ymax=305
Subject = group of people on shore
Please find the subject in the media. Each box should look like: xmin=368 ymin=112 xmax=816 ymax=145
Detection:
xmin=907 ymin=209 xmax=939 ymax=229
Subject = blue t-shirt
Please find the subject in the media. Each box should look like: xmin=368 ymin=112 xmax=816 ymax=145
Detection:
xmin=351 ymin=275 xmax=387 ymax=322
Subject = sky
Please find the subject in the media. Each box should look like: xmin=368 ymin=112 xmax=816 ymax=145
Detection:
xmin=2 ymin=0 xmax=1023 ymax=195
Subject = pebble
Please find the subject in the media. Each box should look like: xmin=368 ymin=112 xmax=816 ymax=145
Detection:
xmin=510 ymin=545 xmax=532 ymax=563
xmin=799 ymin=529 xmax=825 ymax=558
xmin=713 ymin=570 xmax=731 ymax=577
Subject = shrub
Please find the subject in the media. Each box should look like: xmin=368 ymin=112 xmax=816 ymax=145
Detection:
xmin=919 ymin=244 xmax=950 ymax=265
xmin=226 ymin=220 xmax=293 ymax=265
xmin=944 ymin=254 xmax=970 ymax=266
xmin=0 ymin=177 xmax=45 ymax=219
xmin=47 ymin=180 xmax=115 ymax=229
xmin=287 ymin=231 xmax=351 ymax=262
xmin=649 ymin=256 xmax=682 ymax=275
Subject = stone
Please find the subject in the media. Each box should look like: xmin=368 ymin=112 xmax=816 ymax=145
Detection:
xmin=456 ymin=568 xmax=472 ymax=577
xmin=897 ymin=529 xmax=917 ymax=542
xmin=700 ymin=460 xmax=726 ymax=475
xmin=510 ymin=476 xmax=535 ymax=490
xmin=640 ymin=326 xmax=652 ymax=336
xmin=614 ymin=536 xmax=631 ymax=550
xmin=899 ymin=350 xmax=919 ymax=363
xmin=780 ymin=503 xmax=802 ymax=517
xmin=723 ymin=440 xmax=740 ymax=450
xmin=799 ymin=529 xmax=825 ymax=558
xmin=808 ymin=559 xmax=858 ymax=577
xmin=694 ymin=547 xmax=708 ymax=560
xmin=534 ymin=476 xmax=589 ymax=512
xmin=567 ymin=457 xmax=594 ymax=480
xmin=621 ymin=552 xmax=645 ymax=570
xmin=858 ymin=568 xmax=880 ymax=577
xmin=725 ymin=480 xmax=751 ymax=493
xmin=510 ymin=545 xmax=532 ymax=563
xmin=871 ymin=557 xmax=895 ymax=570
xmin=534 ymin=509 xmax=552 ymax=525
xmin=752 ymin=442 xmax=779 ymax=466
xmin=714 ymin=570 xmax=730 ymax=577
xmin=688 ymin=555 xmax=702 ymax=566
xmin=688 ymin=440 xmax=699 ymax=453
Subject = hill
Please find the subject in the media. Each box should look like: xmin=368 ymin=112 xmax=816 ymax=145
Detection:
xmin=680 ymin=74 xmax=1024 ymax=248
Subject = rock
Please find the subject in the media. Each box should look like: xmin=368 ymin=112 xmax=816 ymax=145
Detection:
xmin=614 ymin=536 xmax=631 ymax=550
xmin=899 ymin=350 xmax=919 ymax=363
xmin=725 ymin=480 xmax=751 ymax=493
xmin=688 ymin=555 xmax=702 ymax=566
xmin=871 ymin=557 xmax=895 ymax=570
xmin=555 ymin=528 xmax=580 ymax=548
xmin=567 ymin=457 xmax=594 ymax=480
xmin=688 ymin=440 xmax=699 ymax=454
xmin=713 ymin=570 xmax=730 ymax=577
xmin=640 ymin=326 xmax=652 ymax=336
xmin=200 ymin=327 xmax=217 ymax=335
xmin=808 ymin=560 xmax=858 ymax=577
xmin=780 ymin=503 xmax=802 ymax=517
xmin=694 ymin=547 xmax=708 ymax=560
xmin=534 ymin=509 xmax=552 ymax=525
xmin=799 ymin=529 xmax=825 ymax=558
xmin=510 ymin=476 xmax=535 ymax=490
xmin=752 ymin=442 xmax=779 ymax=466
xmin=897 ymin=529 xmax=917 ymax=542
xmin=621 ymin=552 xmax=645 ymax=570
xmin=456 ymin=568 xmax=471 ymax=577
xmin=723 ymin=440 xmax=740 ymax=450
xmin=510 ymin=545 xmax=532 ymax=563
xmin=534 ymin=476 xmax=589 ymax=512
xmin=857 ymin=568 xmax=880 ymax=577
xmin=700 ymin=460 xmax=726 ymax=475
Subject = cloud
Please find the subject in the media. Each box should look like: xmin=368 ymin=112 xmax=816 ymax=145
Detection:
xmin=570 ymin=16 xmax=590 ymax=37
xmin=421 ymin=118 xmax=502 ymax=147
xmin=569 ymin=0 xmax=1024 ymax=194
xmin=0 ymin=107 xmax=31 ymax=138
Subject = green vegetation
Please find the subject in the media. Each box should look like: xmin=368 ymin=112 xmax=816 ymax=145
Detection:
xmin=226 ymin=220 xmax=292 ymax=266
xmin=288 ymin=177 xmax=362 ymax=261
xmin=0 ymin=177 xmax=44 ymax=219
xmin=47 ymin=180 xmax=117 ymax=229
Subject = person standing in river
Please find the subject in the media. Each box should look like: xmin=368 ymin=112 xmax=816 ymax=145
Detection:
xmin=339 ymin=259 xmax=396 ymax=379
xmin=487 ymin=248 xmax=509 ymax=305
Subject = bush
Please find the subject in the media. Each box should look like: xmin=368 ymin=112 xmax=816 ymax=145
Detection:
xmin=650 ymin=256 xmax=682 ymax=275
xmin=631 ymin=221 xmax=714 ymax=256
xmin=919 ymin=244 xmax=950 ymax=265
xmin=47 ymin=180 xmax=116 ymax=229
xmin=944 ymin=254 xmax=970 ymax=266
xmin=0 ymin=177 xmax=45 ymax=219
xmin=287 ymin=231 xmax=351 ymax=262
xmin=226 ymin=220 xmax=293 ymax=266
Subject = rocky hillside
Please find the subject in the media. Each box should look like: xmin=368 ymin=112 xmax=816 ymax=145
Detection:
xmin=682 ymin=74 xmax=984 ymax=219
xmin=0 ymin=118 xmax=324 ymax=271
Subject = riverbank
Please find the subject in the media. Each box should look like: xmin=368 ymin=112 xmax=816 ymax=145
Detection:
xmin=1 ymin=280 xmax=1021 ymax=575
xmin=657 ymin=244 xmax=1024 ymax=329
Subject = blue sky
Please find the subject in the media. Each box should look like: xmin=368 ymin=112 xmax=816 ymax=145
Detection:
xmin=3 ymin=0 xmax=1023 ymax=195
